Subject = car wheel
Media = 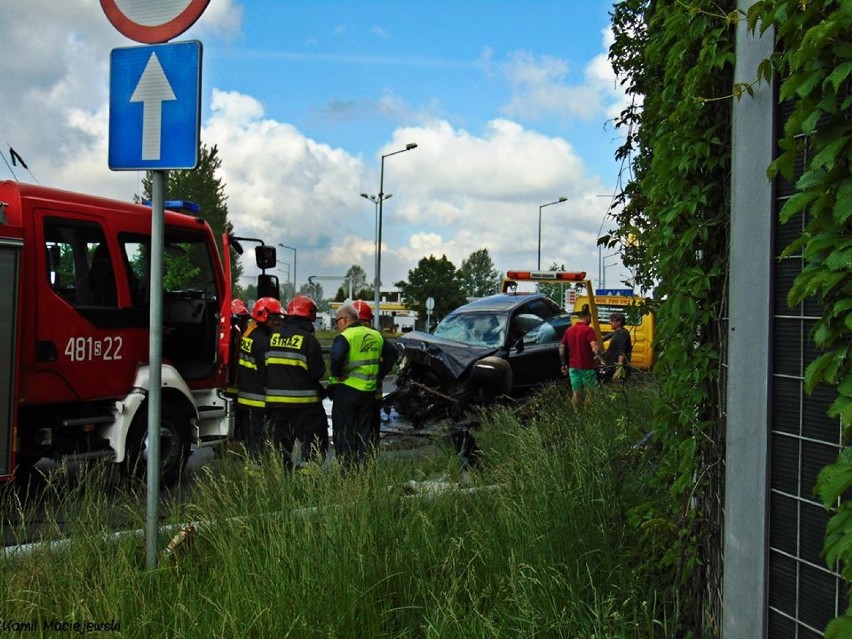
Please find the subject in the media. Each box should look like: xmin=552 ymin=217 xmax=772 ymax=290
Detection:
xmin=124 ymin=403 xmax=191 ymax=487
xmin=469 ymin=356 xmax=513 ymax=404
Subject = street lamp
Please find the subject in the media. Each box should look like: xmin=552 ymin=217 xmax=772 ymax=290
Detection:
xmin=277 ymin=243 xmax=297 ymax=295
xmin=372 ymin=142 xmax=417 ymax=330
xmin=361 ymin=192 xmax=392 ymax=301
xmin=602 ymin=253 xmax=621 ymax=289
xmin=361 ymin=193 xmax=392 ymax=207
xmin=537 ymin=197 xmax=568 ymax=270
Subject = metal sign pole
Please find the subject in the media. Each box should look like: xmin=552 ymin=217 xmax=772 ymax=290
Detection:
xmin=100 ymin=0 xmax=208 ymax=573
xmin=146 ymin=169 xmax=166 ymax=569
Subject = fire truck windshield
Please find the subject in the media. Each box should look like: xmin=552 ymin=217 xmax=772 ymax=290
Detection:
xmin=120 ymin=230 xmax=218 ymax=305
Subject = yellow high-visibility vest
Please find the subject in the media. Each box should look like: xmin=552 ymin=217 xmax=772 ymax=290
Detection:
xmin=329 ymin=325 xmax=383 ymax=393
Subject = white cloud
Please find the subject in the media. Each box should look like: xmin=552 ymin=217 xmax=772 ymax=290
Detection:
xmin=502 ymin=51 xmax=602 ymax=121
xmin=197 ymin=0 xmax=244 ymax=40
xmin=200 ymin=97 xmax=610 ymax=286
xmin=204 ymin=89 xmax=366 ymax=248
xmin=0 ymin=0 xmax=622 ymax=293
xmin=1 ymin=1 xmax=118 ymax=190
xmin=0 ymin=0 xmax=242 ymax=197
xmin=324 ymin=235 xmax=376 ymax=272
xmin=347 ymin=120 xmax=610 ymax=283
xmin=501 ymin=27 xmax=627 ymax=126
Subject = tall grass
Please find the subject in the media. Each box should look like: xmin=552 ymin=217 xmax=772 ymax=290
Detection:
xmin=1 ymin=381 xmax=671 ymax=638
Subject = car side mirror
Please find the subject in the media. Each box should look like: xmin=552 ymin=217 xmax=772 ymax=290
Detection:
xmin=514 ymin=337 xmax=525 ymax=354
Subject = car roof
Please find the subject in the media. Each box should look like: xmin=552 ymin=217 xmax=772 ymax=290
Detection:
xmin=449 ymin=293 xmax=553 ymax=314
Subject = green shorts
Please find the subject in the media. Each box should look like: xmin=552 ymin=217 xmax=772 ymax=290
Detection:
xmin=569 ymin=368 xmax=598 ymax=391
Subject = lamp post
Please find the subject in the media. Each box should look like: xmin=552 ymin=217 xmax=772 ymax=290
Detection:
xmin=362 ymin=192 xmax=392 ymax=310
xmin=361 ymin=192 xmax=392 ymax=264
xmin=372 ymin=142 xmax=417 ymax=330
xmin=602 ymin=253 xmax=621 ymax=289
xmin=537 ymin=197 xmax=568 ymax=270
xmin=595 ymin=193 xmax=614 ymax=294
xmin=277 ymin=243 xmax=297 ymax=296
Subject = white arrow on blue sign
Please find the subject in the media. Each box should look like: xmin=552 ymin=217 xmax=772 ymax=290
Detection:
xmin=109 ymin=40 xmax=202 ymax=171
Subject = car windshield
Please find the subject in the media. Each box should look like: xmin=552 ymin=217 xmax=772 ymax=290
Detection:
xmin=433 ymin=311 xmax=508 ymax=347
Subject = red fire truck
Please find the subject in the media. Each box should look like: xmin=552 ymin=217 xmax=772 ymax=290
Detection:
xmin=0 ymin=181 xmax=275 ymax=485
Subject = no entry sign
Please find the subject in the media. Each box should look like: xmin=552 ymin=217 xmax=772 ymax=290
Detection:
xmin=100 ymin=0 xmax=210 ymax=43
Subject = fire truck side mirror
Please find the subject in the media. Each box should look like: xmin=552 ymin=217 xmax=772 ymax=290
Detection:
xmin=255 ymin=245 xmax=276 ymax=270
xmin=257 ymin=273 xmax=280 ymax=300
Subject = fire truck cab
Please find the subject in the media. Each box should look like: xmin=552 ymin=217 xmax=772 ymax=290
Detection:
xmin=0 ymin=181 xmax=263 ymax=484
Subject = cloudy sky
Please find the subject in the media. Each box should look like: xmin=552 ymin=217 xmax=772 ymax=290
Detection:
xmin=0 ymin=0 xmax=633 ymax=295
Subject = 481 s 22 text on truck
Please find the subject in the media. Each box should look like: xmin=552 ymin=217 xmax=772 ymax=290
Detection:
xmin=0 ymin=181 xmax=275 ymax=485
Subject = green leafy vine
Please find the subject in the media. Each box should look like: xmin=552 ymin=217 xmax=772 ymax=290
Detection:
xmin=607 ymin=0 xmax=735 ymax=632
xmin=608 ymin=0 xmax=851 ymax=634
xmin=747 ymin=1 xmax=852 ymax=635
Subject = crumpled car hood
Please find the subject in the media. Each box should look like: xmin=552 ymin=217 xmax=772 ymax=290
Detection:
xmin=396 ymin=331 xmax=500 ymax=380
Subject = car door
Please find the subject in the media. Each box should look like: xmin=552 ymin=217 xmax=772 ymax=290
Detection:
xmin=505 ymin=299 xmax=565 ymax=390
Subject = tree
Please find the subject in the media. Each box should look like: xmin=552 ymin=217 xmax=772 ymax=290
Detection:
xmin=138 ymin=144 xmax=243 ymax=292
xmin=300 ymin=282 xmax=323 ymax=301
xmin=335 ymin=264 xmax=372 ymax=301
xmin=458 ymin=248 xmax=501 ymax=298
xmin=238 ymin=284 xmax=257 ymax=303
xmin=395 ymin=255 xmax=466 ymax=323
xmin=280 ymin=281 xmax=296 ymax=302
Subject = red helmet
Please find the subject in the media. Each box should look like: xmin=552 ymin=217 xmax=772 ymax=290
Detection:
xmin=352 ymin=299 xmax=373 ymax=322
xmin=231 ymin=298 xmax=249 ymax=316
xmin=252 ymin=297 xmax=285 ymax=323
xmin=287 ymin=295 xmax=317 ymax=321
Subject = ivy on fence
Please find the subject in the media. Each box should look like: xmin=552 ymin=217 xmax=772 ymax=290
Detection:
xmin=747 ymin=1 xmax=852 ymax=636
xmin=608 ymin=0 xmax=850 ymax=634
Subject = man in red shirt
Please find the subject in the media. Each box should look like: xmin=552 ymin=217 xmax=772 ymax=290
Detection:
xmin=559 ymin=307 xmax=602 ymax=409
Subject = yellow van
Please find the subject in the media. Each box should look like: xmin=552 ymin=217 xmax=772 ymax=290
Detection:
xmin=572 ymin=289 xmax=656 ymax=371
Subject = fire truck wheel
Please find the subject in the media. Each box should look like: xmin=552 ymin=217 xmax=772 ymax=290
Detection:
xmin=124 ymin=403 xmax=191 ymax=487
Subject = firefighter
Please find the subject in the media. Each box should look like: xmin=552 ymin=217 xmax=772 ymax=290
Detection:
xmin=236 ymin=297 xmax=285 ymax=457
xmin=329 ymin=302 xmax=395 ymax=467
xmin=352 ymin=299 xmax=398 ymax=448
xmin=265 ymin=295 xmax=328 ymax=468
xmin=226 ymin=298 xmax=251 ymax=400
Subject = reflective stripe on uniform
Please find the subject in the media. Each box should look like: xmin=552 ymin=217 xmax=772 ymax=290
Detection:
xmin=346 ymin=369 xmax=380 ymax=382
xmin=239 ymin=356 xmax=259 ymax=371
xmin=266 ymin=350 xmax=308 ymax=370
xmin=266 ymin=388 xmax=321 ymax=404
xmin=345 ymin=357 xmax=381 ymax=380
xmin=237 ymin=391 xmax=266 ymax=408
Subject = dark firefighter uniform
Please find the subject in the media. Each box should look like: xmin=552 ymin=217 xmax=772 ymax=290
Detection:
xmin=329 ymin=323 xmax=394 ymax=466
xmin=265 ymin=315 xmax=328 ymax=466
xmin=226 ymin=300 xmax=251 ymax=400
xmin=236 ymin=321 xmax=271 ymax=455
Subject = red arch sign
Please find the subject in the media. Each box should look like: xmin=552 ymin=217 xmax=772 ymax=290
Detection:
xmin=100 ymin=0 xmax=210 ymax=43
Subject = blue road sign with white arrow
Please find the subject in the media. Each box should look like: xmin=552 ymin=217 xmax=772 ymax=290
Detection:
xmin=109 ymin=41 xmax=202 ymax=171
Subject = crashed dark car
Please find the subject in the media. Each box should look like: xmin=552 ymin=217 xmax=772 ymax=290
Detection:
xmin=387 ymin=293 xmax=572 ymax=425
